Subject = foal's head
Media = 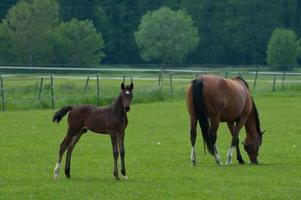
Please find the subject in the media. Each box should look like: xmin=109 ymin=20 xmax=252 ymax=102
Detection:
xmin=120 ymin=79 xmax=134 ymax=112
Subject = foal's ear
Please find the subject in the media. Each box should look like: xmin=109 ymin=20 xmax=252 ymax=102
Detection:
xmin=129 ymin=82 xmax=134 ymax=90
xmin=121 ymin=82 xmax=125 ymax=90
xmin=130 ymin=78 xmax=134 ymax=90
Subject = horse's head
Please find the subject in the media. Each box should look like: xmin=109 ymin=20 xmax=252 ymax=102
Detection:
xmin=243 ymin=131 xmax=264 ymax=164
xmin=120 ymin=78 xmax=134 ymax=112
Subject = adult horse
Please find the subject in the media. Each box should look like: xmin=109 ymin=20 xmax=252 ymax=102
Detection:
xmin=53 ymin=79 xmax=134 ymax=180
xmin=187 ymin=74 xmax=264 ymax=165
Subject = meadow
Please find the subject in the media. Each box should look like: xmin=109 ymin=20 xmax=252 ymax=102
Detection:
xmin=0 ymin=92 xmax=301 ymax=199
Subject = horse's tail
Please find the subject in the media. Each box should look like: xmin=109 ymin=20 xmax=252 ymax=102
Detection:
xmin=191 ymin=79 xmax=215 ymax=155
xmin=52 ymin=106 xmax=73 ymax=123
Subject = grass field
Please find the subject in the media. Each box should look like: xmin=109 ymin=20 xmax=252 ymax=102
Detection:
xmin=1 ymin=94 xmax=301 ymax=199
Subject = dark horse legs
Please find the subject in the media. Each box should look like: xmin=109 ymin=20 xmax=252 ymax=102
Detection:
xmin=54 ymin=128 xmax=75 ymax=178
xmin=226 ymin=118 xmax=246 ymax=165
xmin=118 ymin=132 xmax=127 ymax=179
xmin=64 ymin=129 xmax=86 ymax=178
xmin=227 ymin=122 xmax=244 ymax=164
xmin=210 ymin=116 xmax=222 ymax=165
xmin=189 ymin=117 xmax=197 ymax=166
xmin=110 ymin=133 xmax=119 ymax=180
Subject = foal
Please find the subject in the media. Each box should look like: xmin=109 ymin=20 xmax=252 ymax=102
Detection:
xmin=53 ymin=80 xmax=133 ymax=180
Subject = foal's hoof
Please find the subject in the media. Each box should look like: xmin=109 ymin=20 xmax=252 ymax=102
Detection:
xmin=121 ymin=175 xmax=128 ymax=180
xmin=238 ymin=160 xmax=245 ymax=164
xmin=191 ymin=160 xmax=196 ymax=166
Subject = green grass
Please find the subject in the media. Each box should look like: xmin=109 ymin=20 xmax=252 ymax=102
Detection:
xmin=1 ymin=95 xmax=301 ymax=199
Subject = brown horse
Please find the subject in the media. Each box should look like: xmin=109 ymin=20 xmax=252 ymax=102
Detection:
xmin=53 ymin=79 xmax=133 ymax=180
xmin=187 ymin=74 xmax=264 ymax=165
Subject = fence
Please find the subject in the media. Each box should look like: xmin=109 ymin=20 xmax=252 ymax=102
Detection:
xmin=1 ymin=66 xmax=301 ymax=111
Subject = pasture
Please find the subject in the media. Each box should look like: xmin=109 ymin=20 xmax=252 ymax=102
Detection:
xmin=0 ymin=94 xmax=301 ymax=199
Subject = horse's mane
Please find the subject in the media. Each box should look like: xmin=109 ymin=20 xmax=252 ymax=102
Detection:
xmin=252 ymin=97 xmax=262 ymax=137
xmin=233 ymin=76 xmax=249 ymax=89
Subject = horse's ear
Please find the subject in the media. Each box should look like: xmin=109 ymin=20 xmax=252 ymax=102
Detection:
xmin=130 ymin=78 xmax=134 ymax=90
xmin=121 ymin=82 xmax=125 ymax=90
xmin=121 ymin=76 xmax=125 ymax=90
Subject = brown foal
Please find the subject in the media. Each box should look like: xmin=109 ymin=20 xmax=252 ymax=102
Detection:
xmin=53 ymin=79 xmax=133 ymax=180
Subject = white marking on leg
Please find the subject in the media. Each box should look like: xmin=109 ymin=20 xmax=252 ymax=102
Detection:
xmin=214 ymin=144 xmax=223 ymax=165
xmin=190 ymin=146 xmax=196 ymax=163
xmin=226 ymin=146 xmax=235 ymax=165
xmin=54 ymin=162 xmax=61 ymax=179
xmin=121 ymin=175 xmax=128 ymax=180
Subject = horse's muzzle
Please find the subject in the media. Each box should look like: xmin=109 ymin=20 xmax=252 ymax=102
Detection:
xmin=124 ymin=106 xmax=130 ymax=112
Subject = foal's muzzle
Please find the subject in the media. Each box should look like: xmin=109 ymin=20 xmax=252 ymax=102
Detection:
xmin=124 ymin=106 xmax=130 ymax=112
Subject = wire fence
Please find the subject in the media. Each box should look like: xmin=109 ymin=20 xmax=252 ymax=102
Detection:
xmin=1 ymin=66 xmax=301 ymax=111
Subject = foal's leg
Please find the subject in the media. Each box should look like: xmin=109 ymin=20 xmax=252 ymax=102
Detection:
xmin=64 ymin=129 xmax=86 ymax=178
xmin=110 ymin=133 xmax=119 ymax=180
xmin=226 ymin=118 xmax=247 ymax=165
xmin=210 ymin=116 xmax=222 ymax=165
xmin=227 ymin=122 xmax=244 ymax=164
xmin=118 ymin=132 xmax=127 ymax=179
xmin=54 ymin=131 xmax=74 ymax=179
xmin=189 ymin=116 xmax=197 ymax=166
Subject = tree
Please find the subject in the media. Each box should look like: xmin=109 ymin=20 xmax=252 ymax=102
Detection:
xmin=266 ymin=28 xmax=301 ymax=70
xmin=2 ymin=0 xmax=59 ymax=66
xmin=135 ymin=7 xmax=199 ymax=66
xmin=54 ymin=18 xmax=105 ymax=67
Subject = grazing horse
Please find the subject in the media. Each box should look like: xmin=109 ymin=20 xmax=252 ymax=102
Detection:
xmin=187 ymin=74 xmax=264 ymax=165
xmin=53 ymin=79 xmax=134 ymax=180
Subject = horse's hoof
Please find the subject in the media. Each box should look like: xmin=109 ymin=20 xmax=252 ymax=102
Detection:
xmin=191 ymin=160 xmax=196 ymax=166
xmin=54 ymin=174 xmax=59 ymax=180
xmin=121 ymin=175 xmax=128 ymax=180
xmin=216 ymin=160 xmax=223 ymax=166
xmin=225 ymin=160 xmax=232 ymax=165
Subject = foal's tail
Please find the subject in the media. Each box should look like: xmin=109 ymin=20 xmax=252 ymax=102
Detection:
xmin=191 ymin=79 xmax=215 ymax=155
xmin=52 ymin=106 xmax=73 ymax=123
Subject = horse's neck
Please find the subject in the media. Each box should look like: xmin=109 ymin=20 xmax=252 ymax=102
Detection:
xmin=111 ymin=94 xmax=125 ymax=115
xmin=245 ymin=110 xmax=258 ymax=139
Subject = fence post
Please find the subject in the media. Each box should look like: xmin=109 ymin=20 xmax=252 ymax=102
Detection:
xmin=282 ymin=72 xmax=286 ymax=90
xmin=50 ymin=75 xmax=54 ymax=109
xmin=38 ymin=77 xmax=44 ymax=99
xmin=0 ymin=75 xmax=5 ymax=112
xmin=158 ymin=73 xmax=161 ymax=85
xmin=272 ymin=74 xmax=276 ymax=92
xmin=96 ymin=74 xmax=100 ymax=106
xmin=169 ymin=73 xmax=173 ymax=96
xmin=84 ymin=76 xmax=90 ymax=94
xmin=253 ymin=71 xmax=258 ymax=91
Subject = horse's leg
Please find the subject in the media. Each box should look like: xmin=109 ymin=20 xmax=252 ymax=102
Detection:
xmin=226 ymin=118 xmax=247 ymax=165
xmin=189 ymin=116 xmax=197 ymax=166
xmin=54 ymin=130 xmax=73 ymax=179
xmin=210 ymin=116 xmax=222 ymax=165
xmin=227 ymin=122 xmax=244 ymax=164
xmin=110 ymin=133 xmax=119 ymax=180
xmin=64 ymin=129 xmax=86 ymax=178
xmin=118 ymin=131 xmax=127 ymax=179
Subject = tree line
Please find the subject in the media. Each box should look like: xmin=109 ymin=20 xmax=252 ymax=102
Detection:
xmin=0 ymin=0 xmax=300 ymax=69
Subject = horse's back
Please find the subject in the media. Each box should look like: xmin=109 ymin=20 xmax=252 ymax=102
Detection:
xmin=196 ymin=75 xmax=252 ymax=121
